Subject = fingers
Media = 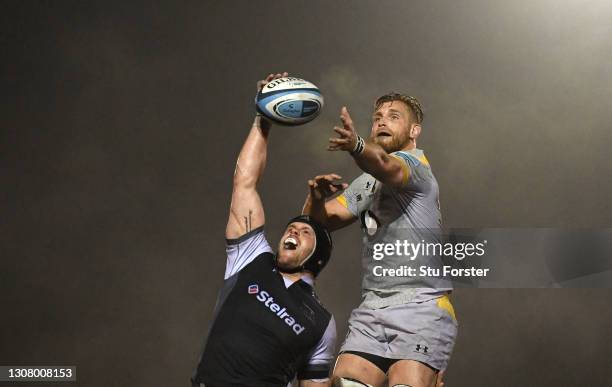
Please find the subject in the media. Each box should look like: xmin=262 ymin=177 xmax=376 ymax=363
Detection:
xmin=328 ymin=141 xmax=351 ymax=151
xmin=317 ymin=175 xmax=345 ymax=193
xmin=328 ymin=139 xmax=349 ymax=151
xmin=329 ymin=137 xmax=350 ymax=145
xmin=333 ymin=126 xmax=352 ymax=138
xmin=328 ymin=183 xmax=345 ymax=194
xmin=257 ymin=72 xmax=289 ymax=91
xmin=329 ymin=107 xmax=357 ymax=152
xmin=314 ymin=174 xmax=342 ymax=183
xmin=328 ymin=134 xmax=352 ymax=151
xmin=308 ymin=174 xmax=346 ymax=196
xmin=327 ymin=142 xmax=346 ymax=151
xmin=340 ymin=106 xmax=354 ymax=130
xmin=329 ymin=124 xmax=355 ymax=151
xmin=272 ymin=72 xmax=287 ymax=80
xmin=257 ymin=74 xmax=273 ymax=91
xmin=308 ymin=179 xmax=316 ymax=192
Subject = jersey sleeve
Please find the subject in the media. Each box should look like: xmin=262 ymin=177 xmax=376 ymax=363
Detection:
xmin=335 ymin=173 xmax=379 ymax=217
xmin=225 ymin=226 xmax=273 ymax=279
xmin=297 ymin=315 xmax=337 ymax=382
xmin=391 ymin=151 xmax=432 ymax=192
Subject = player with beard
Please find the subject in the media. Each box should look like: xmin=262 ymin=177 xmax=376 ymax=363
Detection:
xmin=191 ymin=73 xmax=337 ymax=387
xmin=303 ymin=94 xmax=455 ymax=387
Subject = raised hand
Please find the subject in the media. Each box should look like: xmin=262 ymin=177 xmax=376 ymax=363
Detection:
xmin=254 ymin=72 xmax=288 ymax=129
xmin=256 ymin=72 xmax=288 ymax=93
xmin=307 ymin=174 xmax=348 ymax=201
xmin=328 ymin=107 xmax=359 ymax=152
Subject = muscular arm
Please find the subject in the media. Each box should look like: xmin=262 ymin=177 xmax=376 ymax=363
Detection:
xmin=351 ymin=139 xmax=407 ymax=187
xmin=302 ymin=190 xmax=355 ymax=232
xmin=225 ymin=72 xmax=289 ymax=239
xmin=302 ymin=174 xmax=355 ymax=231
xmin=225 ymin=115 xmax=270 ymax=239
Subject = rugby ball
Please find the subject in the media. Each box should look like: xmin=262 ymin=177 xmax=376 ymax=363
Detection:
xmin=255 ymin=77 xmax=324 ymax=126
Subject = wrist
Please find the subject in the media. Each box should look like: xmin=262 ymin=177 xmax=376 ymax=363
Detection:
xmin=350 ymin=135 xmax=365 ymax=156
xmin=308 ymin=191 xmax=325 ymax=204
xmin=253 ymin=113 xmax=271 ymax=130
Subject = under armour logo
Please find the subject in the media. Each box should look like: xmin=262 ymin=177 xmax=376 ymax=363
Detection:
xmin=415 ymin=344 xmax=429 ymax=354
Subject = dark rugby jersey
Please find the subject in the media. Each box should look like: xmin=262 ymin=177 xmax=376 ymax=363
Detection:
xmin=192 ymin=227 xmax=336 ymax=387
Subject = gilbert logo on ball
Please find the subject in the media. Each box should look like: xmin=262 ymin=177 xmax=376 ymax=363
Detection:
xmin=255 ymin=77 xmax=324 ymax=126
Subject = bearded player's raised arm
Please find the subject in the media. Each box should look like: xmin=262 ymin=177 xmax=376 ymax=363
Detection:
xmin=225 ymin=73 xmax=287 ymax=240
xmin=328 ymin=107 xmax=410 ymax=188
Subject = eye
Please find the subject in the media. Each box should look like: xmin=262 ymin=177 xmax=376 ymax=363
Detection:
xmin=391 ymin=114 xmax=400 ymax=120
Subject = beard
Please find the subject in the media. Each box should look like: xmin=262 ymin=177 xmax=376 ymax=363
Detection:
xmin=372 ymin=134 xmax=406 ymax=153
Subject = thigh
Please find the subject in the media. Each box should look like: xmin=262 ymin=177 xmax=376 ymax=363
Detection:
xmin=332 ymin=353 xmax=387 ymax=387
xmin=383 ymin=297 xmax=458 ymax=372
xmin=387 ymin=359 xmax=437 ymax=387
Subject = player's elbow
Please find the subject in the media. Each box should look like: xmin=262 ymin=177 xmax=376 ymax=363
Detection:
xmin=353 ymin=142 xmax=406 ymax=187
xmin=232 ymin=167 xmax=259 ymax=189
xmin=380 ymin=169 xmax=405 ymax=188
xmin=375 ymin=160 xmax=405 ymax=188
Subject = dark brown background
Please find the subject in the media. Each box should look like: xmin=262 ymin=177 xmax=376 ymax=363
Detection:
xmin=2 ymin=1 xmax=611 ymax=386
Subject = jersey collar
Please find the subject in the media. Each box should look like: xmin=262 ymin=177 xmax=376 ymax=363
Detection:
xmin=281 ymin=274 xmax=314 ymax=288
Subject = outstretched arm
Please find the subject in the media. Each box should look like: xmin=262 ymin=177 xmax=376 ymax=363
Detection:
xmin=328 ymin=107 xmax=408 ymax=188
xmin=225 ymin=72 xmax=287 ymax=239
xmin=302 ymin=174 xmax=355 ymax=231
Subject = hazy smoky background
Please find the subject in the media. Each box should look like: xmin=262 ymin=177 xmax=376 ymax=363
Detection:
xmin=1 ymin=1 xmax=611 ymax=386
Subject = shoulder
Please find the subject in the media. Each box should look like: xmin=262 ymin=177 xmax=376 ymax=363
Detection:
xmin=392 ymin=149 xmax=430 ymax=168
xmin=225 ymin=226 xmax=274 ymax=279
xmin=391 ymin=149 xmax=436 ymax=189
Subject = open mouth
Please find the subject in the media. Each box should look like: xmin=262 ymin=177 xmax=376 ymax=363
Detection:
xmin=376 ymin=131 xmax=392 ymax=137
xmin=283 ymin=237 xmax=298 ymax=250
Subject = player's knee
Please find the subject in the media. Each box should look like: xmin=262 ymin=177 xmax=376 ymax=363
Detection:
xmin=332 ymin=376 xmax=373 ymax=387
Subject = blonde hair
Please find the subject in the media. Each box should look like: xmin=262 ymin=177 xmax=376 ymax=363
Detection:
xmin=374 ymin=93 xmax=424 ymax=124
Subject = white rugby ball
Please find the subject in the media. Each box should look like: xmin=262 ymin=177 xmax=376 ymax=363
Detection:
xmin=255 ymin=77 xmax=324 ymax=126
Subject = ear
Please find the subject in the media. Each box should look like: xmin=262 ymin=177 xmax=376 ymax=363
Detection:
xmin=410 ymin=123 xmax=422 ymax=139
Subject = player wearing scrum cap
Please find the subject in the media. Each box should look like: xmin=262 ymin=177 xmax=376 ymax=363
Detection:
xmin=303 ymin=95 xmax=455 ymax=387
xmin=191 ymin=73 xmax=337 ymax=387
